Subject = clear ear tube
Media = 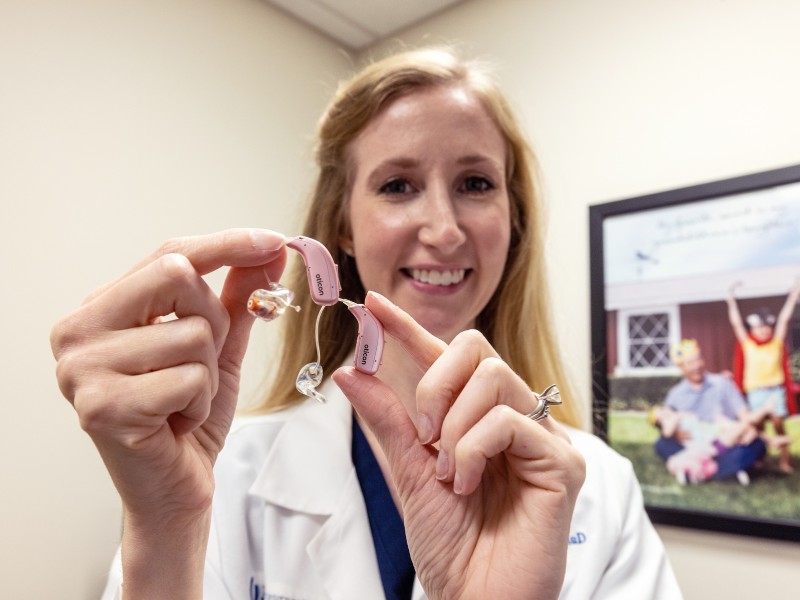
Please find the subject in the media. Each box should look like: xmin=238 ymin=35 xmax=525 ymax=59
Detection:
xmin=295 ymin=305 xmax=327 ymax=403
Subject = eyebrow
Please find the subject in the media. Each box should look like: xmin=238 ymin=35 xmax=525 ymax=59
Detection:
xmin=363 ymin=153 xmax=503 ymax=187
xmin=457 ymin=154 xmax=497 ymax=166
xmin=371 ymin=154 xmax=498 ymax=173
xmin=364 ymin=158 xmax=417 ymax=188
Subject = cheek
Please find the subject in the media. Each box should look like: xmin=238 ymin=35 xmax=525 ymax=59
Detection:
xmin=351 ymin=205 xmax=413 ymax=251
xmin=474 ymin=208 xmax=512 ymax=266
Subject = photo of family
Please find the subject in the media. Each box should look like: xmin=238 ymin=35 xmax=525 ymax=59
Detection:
xmin=590 ymin=166 xmax=800 ymax=540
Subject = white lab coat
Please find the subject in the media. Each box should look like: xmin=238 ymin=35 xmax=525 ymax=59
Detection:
xmin=102 ymin=378 xmax=682 ymax=599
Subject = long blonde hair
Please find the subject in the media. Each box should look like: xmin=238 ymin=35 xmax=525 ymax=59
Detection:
xmin=257 ymin=47 xmax=584 ymax=429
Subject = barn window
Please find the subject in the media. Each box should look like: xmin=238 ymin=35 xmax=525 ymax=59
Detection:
xmin=617 ymin=306 xmax=681 ymax=375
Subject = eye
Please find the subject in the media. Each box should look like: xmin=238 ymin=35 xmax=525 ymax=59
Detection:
xmin=460 ymin=176 xmax=494 ymax=194
xmin=378 ymin=178 xmax=414 ymax=195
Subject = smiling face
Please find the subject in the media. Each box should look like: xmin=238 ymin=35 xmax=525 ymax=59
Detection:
xmin=342 ymin=85 xmax=511 ymax=343
xmin=679 ymin=355 xmax=706 ymax=386
xmin=750 ymin=324 xmax=774 ymax=343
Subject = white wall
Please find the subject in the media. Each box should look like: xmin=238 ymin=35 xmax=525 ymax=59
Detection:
xmin=0 ymin=0 xmax=353 ymax=597
xmin=371 ymin=0 xmax=800 ymax=596
xmin=4 ymin=0 xmax=800 ymax=597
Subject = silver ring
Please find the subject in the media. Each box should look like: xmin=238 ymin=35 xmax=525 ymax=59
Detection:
xmin=525 ymin=384 xmax=561 ymax=421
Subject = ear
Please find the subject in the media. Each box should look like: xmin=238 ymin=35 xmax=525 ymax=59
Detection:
xmin=339 ymin=233 xmax=354 ymax=257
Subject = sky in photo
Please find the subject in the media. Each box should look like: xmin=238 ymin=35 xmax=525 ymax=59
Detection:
xmin=604 ymin=182 xmax=800 ymax=284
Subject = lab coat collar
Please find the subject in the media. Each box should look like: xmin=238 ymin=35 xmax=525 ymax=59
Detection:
xmin=249 ymin=377 xmax=353 ymax=515
xmin=248 ymin=376 xmax=428 ymax=600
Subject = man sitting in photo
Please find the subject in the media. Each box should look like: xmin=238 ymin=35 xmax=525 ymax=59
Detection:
xmin=653 ymin=339 xmax=767 ymax=484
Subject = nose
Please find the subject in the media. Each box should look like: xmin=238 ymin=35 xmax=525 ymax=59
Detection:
xmin=418 ymin=184 xmax=466 ymax=253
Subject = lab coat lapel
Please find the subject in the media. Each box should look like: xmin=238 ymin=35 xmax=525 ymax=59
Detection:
xmin=250 ymin=379 xmax=385 ymax=599
xmin=306 ymin=467 xmax=385 ymax=599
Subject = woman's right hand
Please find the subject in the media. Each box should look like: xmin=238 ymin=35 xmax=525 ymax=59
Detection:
xmin=50 ymin=228 xmax=286 ymax=597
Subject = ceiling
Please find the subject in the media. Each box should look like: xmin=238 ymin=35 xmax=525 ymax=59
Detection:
xmin=264 ymin=0 xmax=470 ymax=50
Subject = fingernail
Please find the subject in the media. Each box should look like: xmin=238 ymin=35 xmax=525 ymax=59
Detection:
xmin=435 ymin=450 xmax=449 ymax=480
xmin=250 ymin=229 xmax=285 ymax=251
xmin=418 ymin=414 xmax=433 ymax=444
xmin=453 ymin=472 xmax=464 ymax=495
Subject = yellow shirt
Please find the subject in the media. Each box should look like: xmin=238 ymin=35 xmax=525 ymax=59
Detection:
xmin=742 ymin=337 xmax=785 ymax=392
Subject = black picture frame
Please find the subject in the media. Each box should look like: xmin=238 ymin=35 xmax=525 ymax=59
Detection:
xmin=589 ymin=164 xmax=800 ymax=542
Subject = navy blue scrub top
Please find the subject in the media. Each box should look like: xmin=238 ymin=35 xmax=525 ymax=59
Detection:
xmin=352 ymin=416 xmax=415 ymax=600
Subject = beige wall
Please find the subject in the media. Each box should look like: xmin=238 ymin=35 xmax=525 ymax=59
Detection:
xmin=372 ymin=0 xmax=800 ymax=597
xmin=0 ymin=0 xmax=353 ymax=597
xmin=3 ymin=0 xmax=800 ymax=598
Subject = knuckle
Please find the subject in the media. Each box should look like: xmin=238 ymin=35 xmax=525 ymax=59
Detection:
xmin=453 ymin=328 xmax=487 ymax=347
xmin=157 ymin=253 xmax=196 ymax=284
xmin=183 ymin=315 xmax=215 ymax=349
xmin=156 ymin=237 xmax=188 ymax=257
xmin=490 ymin=403 xmax=518 ymax=424
xmin=52 ymin=328 xmax=104 ymax=403
xmin=181 ymin=361 xmax=213 ymax=392
xmin=75 ymin=381 xmax=120 ymax=434
xmin=49 ymin=319 xmax=70 ymax=357
xmin=417 ymin=377 xmax=457 ymax=411
xmin=54 ymin=350 xmax=83 ymax=401
xmin=560 ymin=448 xmax=587 ymax=496
xmin=569 ymin=447 xmax=587 ymax=481
xmin=476 ymin=356 xmax=507 ymax=379
xmin=49 ymin=311 xmax=87 ymax=356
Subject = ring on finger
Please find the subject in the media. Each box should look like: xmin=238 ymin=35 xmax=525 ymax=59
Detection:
xmin=525 ymin=384 xmax=561 ymax=421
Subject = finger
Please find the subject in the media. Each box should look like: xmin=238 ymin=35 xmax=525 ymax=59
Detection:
xmin=197 ymin=261 xmax=288 ymax=443
xmin=435 ymin=356 xmax=540 ymax=481
xmin=76 ymin=362 xmax=215 ymax=442
xmin=364 ymin=291 xmax=447 ymax=372
xmin=332 ymin=367 xmax=433 ymax=483
xmin=529 ymin=410 xmax=573 ymax=444
xmin=415 ymin=329 xmax=500 ymax=444
xmin=452 ymin=405 xmax=578 ymax=496
xmin=82 ymin=254 xmax=231 ymax=355
xmin=85 ymin=228 xmax=286 ymax=304
xmin=55 ymin=315 xmax=219 ymax=402
xmin=217 ymin=253 xmax=288 ymax=368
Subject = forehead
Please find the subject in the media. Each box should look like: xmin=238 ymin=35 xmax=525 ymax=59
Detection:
xmin=681 ymin=355 xmax=704 ymax=366
xmin=349 ymin=85 xmax=507 ymax=165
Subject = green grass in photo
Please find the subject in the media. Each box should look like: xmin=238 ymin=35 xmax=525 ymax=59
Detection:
xmin=608 ymin=411 xmax=800 ymax=521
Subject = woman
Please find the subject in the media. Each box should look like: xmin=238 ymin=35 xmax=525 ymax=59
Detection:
xmin=51 ymin=48 xmax=681 ymax=599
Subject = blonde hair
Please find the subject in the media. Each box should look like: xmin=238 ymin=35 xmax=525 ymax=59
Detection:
xmin=257 ymin=47 xmax=585 ymax=429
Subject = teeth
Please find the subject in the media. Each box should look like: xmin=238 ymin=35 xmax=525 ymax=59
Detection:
xmin=410 ymin=269 xmax=466 ymax=286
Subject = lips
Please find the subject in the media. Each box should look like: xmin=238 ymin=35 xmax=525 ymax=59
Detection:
xmin=406 ymin=268 xmax=468 ymax=286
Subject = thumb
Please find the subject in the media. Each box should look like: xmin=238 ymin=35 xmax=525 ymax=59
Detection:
xmin=218 ymin=251 xmax=287 ymax=367
xmin=333 ymin=367 xmax=430 ymax=470
xmin=200 ymin=258 xmax=286 ymax=440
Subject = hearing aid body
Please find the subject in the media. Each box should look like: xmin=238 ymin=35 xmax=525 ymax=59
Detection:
xmin=249 ymin=235 xmax=384 ymax=382
xmin=285 ymin=235 xmax=383 ymax=374
xmin=341 ymin=300 xmax=384 ymax=375
xmin=286 ymin=236 xmax=340 ymax=306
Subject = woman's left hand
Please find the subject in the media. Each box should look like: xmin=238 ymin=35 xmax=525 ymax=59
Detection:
xmin=332 ymin=292 xmax=586 ymax=600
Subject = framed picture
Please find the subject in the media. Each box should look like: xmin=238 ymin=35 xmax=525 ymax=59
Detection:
xmin=589 ymin=164 xmax=800 ymax=542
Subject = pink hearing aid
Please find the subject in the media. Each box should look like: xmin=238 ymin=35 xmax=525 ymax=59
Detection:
xmin=340 ymin=300 xmax=384 ymax=375
xmin=286 ymin=236 xmax=340 ymax=306
xmin=248 ymin=235 xmax=384 ymax=390
xmin=285 ymin=235 xmax=384 ymax=375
